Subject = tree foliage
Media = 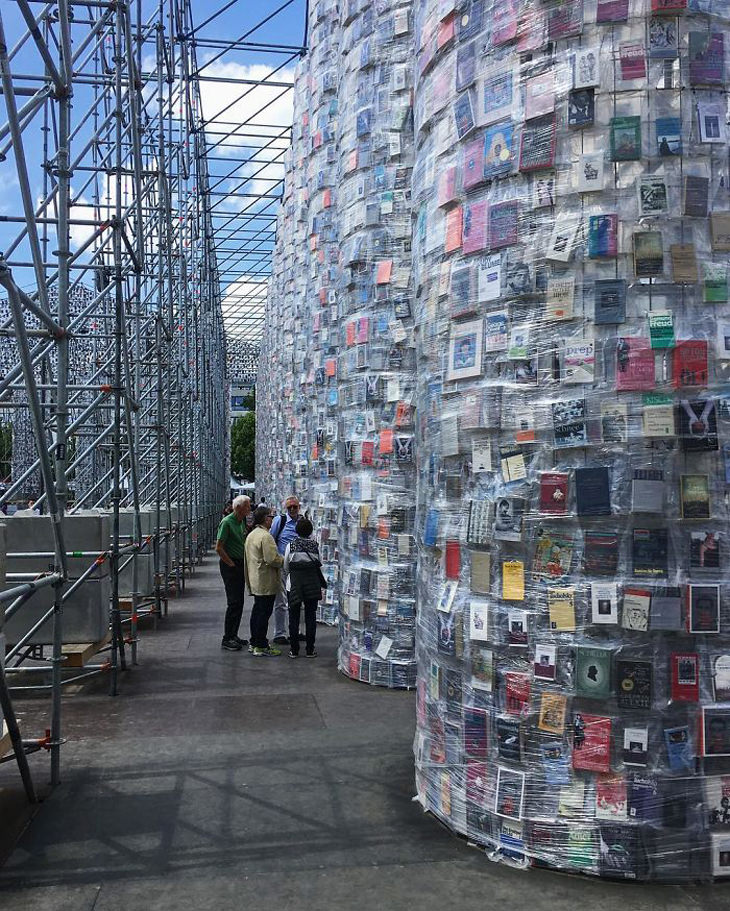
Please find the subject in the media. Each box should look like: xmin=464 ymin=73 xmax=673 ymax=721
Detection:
xmin=230 ymin=412 xmax=255 ymax=481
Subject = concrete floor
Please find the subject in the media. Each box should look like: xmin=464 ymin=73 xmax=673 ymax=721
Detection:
xmin=0 ymin=558 xmax=727 ymax=910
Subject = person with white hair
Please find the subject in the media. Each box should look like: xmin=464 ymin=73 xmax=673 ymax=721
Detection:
xmin=216 ymin=494 xmax=251 ymax=651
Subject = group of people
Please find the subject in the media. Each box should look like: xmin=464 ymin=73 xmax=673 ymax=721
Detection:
xmin=216 ymin=495 xmax=324 ymax=658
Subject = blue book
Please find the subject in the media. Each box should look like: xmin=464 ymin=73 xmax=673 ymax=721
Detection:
xmin=664 ymin=725 xmax=694 ymax=772
xmin=424 ymin=508 xmax=440 ymax=547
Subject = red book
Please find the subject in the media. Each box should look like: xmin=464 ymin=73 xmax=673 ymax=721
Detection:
xmin=652 ymin=0 xmax=686 ymax=10
xmin=466 ymin=761 xmax=489 ymax=806
xmin=616 ymin=337 xmax=655 ymax=391
xmin=445 ymin=539 xmax=460 ymax=579
xmin=462 ymin=200 xmax=489 ymax=255
xmin=670 ymin=652 xmax=700 ymax=702
xmin=505 ymin=671 xmax=531 ymax=716
xmin=540 ymin=472 xmax=569 ymax=514
xmin=438 ymin=166 xmax=458 ymax=207
xmin=672 ymin=340 xmax=708 ymax=389
xmin=361 ymin=441 xmax=374 ymax=466
xmin=445 ymin=206 xmax=463 ymax=254
xmin=572 ymin=713 xmax=611 ymax=772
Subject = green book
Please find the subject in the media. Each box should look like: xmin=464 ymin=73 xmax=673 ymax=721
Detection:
xmin=610 ymin=115 xmax=642 ymax=161
xmin=647 ymin=310 xmax=675 ymax=348
xmin=575 ymin=646 xmax=613 ymax=698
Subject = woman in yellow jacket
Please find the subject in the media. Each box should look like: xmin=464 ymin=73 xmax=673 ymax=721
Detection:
xmin=245 ymin=505 xmax=285 ymax=656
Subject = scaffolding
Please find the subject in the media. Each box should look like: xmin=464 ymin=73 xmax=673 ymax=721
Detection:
xmin=0 ymin=0 xmax=232 ymax=799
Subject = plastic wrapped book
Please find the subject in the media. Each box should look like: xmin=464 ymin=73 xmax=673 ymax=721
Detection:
xmin=411 ymin=0 xmax=730 ymax=882
xmin=334 ymin=0 xmax=418 ymax=688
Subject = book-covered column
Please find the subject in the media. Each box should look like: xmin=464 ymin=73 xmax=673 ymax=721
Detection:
xmin=335 ymin=0 xmax=418 ymax=688
xmin=302 ymin=0 xmax=342 ymax=622
xmin=412 ymin=0 xmax=730 ymax=881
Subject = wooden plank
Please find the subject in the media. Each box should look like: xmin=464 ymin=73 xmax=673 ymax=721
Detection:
xmin=0 ymin=731 xmax=12 ymax=758
xmin=61 ymin=632 xmax=111 ymax=668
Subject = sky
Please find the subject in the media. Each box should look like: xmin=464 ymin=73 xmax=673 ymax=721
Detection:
xmin=0 ymin=0 xmax=306 ymax=344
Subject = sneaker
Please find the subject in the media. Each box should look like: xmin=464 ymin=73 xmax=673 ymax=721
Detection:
xmin=221 ymin=637 xmax=243 ymax=651
xmin=273 ymin=636 xmax=288 ymax=645
xmin=235 ymin=636 xmax=249 ymax=647
xmin=288 ymin=651 xmax=298 ymax=659
xmin=248 ymin=644 xmax=254 ymax=653
xmin=262 ymin=646 xmax=282 ymax=657
xmin=306 ymin=650 xmax=318 ymax=658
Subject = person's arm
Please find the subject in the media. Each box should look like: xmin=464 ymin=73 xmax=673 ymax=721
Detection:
xmin=261 ymin=531 xmax=284 ymax=568
xmin=215 ymin=524 xmax=235 ymax=567
xmin=283 ymin=542 xmax=291 ymax=577
xmin=244 ymin=539 xmax=252 ymax=593
xmin=270 ymin=514 xmax=282 ymax=542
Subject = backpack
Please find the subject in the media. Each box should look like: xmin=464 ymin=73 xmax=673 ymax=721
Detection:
xmin=272 ymin=512 xmax=288 ymax=543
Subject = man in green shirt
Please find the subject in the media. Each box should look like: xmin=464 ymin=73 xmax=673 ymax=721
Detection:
xmin=216 ymin=495 xmax=251 ymax=650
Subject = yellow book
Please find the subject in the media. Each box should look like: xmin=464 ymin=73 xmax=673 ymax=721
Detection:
xmin=502 ymin=560 xmax=525 ymax=600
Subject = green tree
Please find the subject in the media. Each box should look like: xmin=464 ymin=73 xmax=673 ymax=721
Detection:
xmin=230 ymin=412 xmax=255 ymax=481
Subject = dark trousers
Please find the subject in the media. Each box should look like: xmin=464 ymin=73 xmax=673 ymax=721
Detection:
xmin=288 ymin=598 xmax=317 ymax=655
xmin=220 ymin=559 xmax=244 ymax=640
xmin=250 ymin=594 xmax=276 ymax=648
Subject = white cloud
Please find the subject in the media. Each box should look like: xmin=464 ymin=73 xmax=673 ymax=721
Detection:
xmin=221 ymin=275 xmax=268 ymax=342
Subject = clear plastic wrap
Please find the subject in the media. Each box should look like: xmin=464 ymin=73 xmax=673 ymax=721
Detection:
xmin=412 ymin=0 xmax=730 ymax=881
xmin=335 ymin=0 xmax=418 ymax=687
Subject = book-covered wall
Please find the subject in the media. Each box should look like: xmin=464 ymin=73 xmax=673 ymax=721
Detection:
xmin=411 ymin=0 xmax=730 ymax=881
xmin=335 ymin=0 xmax=419 ymax=688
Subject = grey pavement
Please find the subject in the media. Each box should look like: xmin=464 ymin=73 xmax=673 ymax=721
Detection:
xmin=0 ymin=558 xmax=726 ymax=910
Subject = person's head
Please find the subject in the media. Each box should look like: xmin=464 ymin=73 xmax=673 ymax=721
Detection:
xmin=284 ymin=495 xmax=300 ymax=520
xmin=253 ymin=505 xmax=273 ymax=528
xmin=296 ymin=517 xmax=313 ymax=539
xmin=232 ymin=495 xmax=251 ymax=520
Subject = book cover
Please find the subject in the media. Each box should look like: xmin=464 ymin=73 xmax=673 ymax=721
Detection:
xmin=540 ymin=740 xmax=571 ymax=786
xmin=672 ymin=340 xmax=708 ymax=388
xmin=553 ymin=399 xmax=587 ymax=447
xmin=602 ymin=402 xmax=628 ymax=443
xmin=532 ymin=529 xmax=574 ymax=580
xmin=494 ymin=496 xmax=525 ymax=542
xmin=598 ymin=825 xmax=641 ymax=880
xmin=534 ymin=643 xmax=557 ymax=681
xmin=573 ymin=713 xmax=612 ymax=773
xmin=628 ymin=775 xmax=660 ymax=826
xmin=576 ymin=646 xmax=613 ymax=698
xmin=546 ymin=277 xmax=575 ymax=321
xmin=642 ymin=393 xmax=674 ymax=437
xmin=656 ymin=116 xmax=681 ymax=155
xmin=546 ymin=217 xmax=579 ymax=262
xmin=588 ymin=214 xmax=618 ymax=258
xmin=453 ymin=91 xmax=476 ymax=139
xmin=622 ymin=587 xmax=651 ymax=631
xmin=619 ymin=41 xmax=646 ymax=81
xmin=563 ymin=338 xmax=595 ymax=384
xmin=676 ymin=398 xmax=718 ymax=452
xmin=496 ymin=716 xmax=521 ymax=761
xmin=638 ymin=175 xmax=669 ymax=216
xmin=437 ymin=166 xmax=458 ymax=206
xmin=488 ymin=200 xmax=519 ymax=250
xmin=650 ymin=587 xmax=683 ymax=631
xmin=596 ymin=0 xmax=628 ymax=21
xmin=633 ymin=231 xmax=664 ymax=278
xmin=484 ymin=309 xmax=509 ymax=352
xmin=462 ymin=138 xmax=485 ymax=192
xmin=594 ymin=280 xmax=626 ymax=324
xmin=464 ymin=706 xmax=489 ymax=757
xmin=495 ymin=767 xmax=525 ymax=819
xmin=576 ymin=152 xmax=605 ymax=193
xmin=616 ymin=659 xmax=653 ymax=709
xmin=701 ymin=706 xmax=730 ymax=757
xmin=698 ymin=102 xmax=726 ymax=144
xmin=480 ymin=70 xmax=514 ymax=125
xmin=519 ymin=118 xmax=556 ymax=172
xmin=548 ymin=586 xmax=576 ymax=631
xmin=649 ymin=16 xmax=678 ymax=58
xmin=623 ymin=728 xmax=649 ymax=768
xmin=507 ymin=609 xmax=529 ymax=647
xmin=575 ymin=467 xmax=611 ymax=516
xmin=705 ymin=775 xmax=730 ymax=827
xmin=683 ymin=175 xmax=709 ymax=217
xmin=478 ymin=253 xmax=501 ymax=302
xmin=689 ymin=31 xmax=724 ymax=86
xmin=711 ymin=212 xmax=730 ymax=252
xmin=483 ymin=121 xmax=514 ymax=178
xmin=591 ymin=582 xmax=618 ymax=624
xmin=539 ymin=472 xmax=569 ymax=514
xmin=647 ymin=310 xmax=674 ymax=349
xmin=456 ymin=41 xmax=476 ymax=92
xmin=680 ymin=474 xmax=710 ymax=519
xmin=671 ymin=652 xmax=700 ymax=702
xmin=547 ymin=0 xmax=583 ymax=39
xmin=632 ymin=527 xmax=668 ymax=579
xmin=490 ymin=0 xmax=518 ymax=45
xmin=468 ymin=600 xmax=490 ymax=642
xmin=664 ymin=724 xmax=693 ymax=771
xmin=470 ymin=551 xmax=491 ymax=594
xmin=444 ymin=206 xmax=463 ymax=253
xmin=446 ymin=318 xmax=483 ymax=382
xmin=670 ymin=244 xmax=699 ymax=283
xmin=525 ymin=72 xmax=555 ymax=120
xmin=462 ymin=200 xmax=489 ymax=255
xmin=712 ymin=833 xmax=730 ymax=878
xmin=616 ymin=337 xmax=655 ymax=391
xmin=502 ymin=559 xmax=525 ymax=600
xmin=568 ymin=88 xmax=595 ymax=128
xmin=538 ymin=693 xmax=567 ymax=735
xmin=574 ymin=46 xmax=600 ymax=88
xmin=596 ymin=775 xmax=627 ymax=820
xmin=631 ymin=468 xmax=664 ymax=513
xmin=559 ymin=779 xmax=586 ymax=818
xmin=688 ymin=583 xmax=720 ymax=633
xmin=690 ymin=530 xmax=720 ymax=572
xmin=610 ymin=116 xmax=641 ymax=161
